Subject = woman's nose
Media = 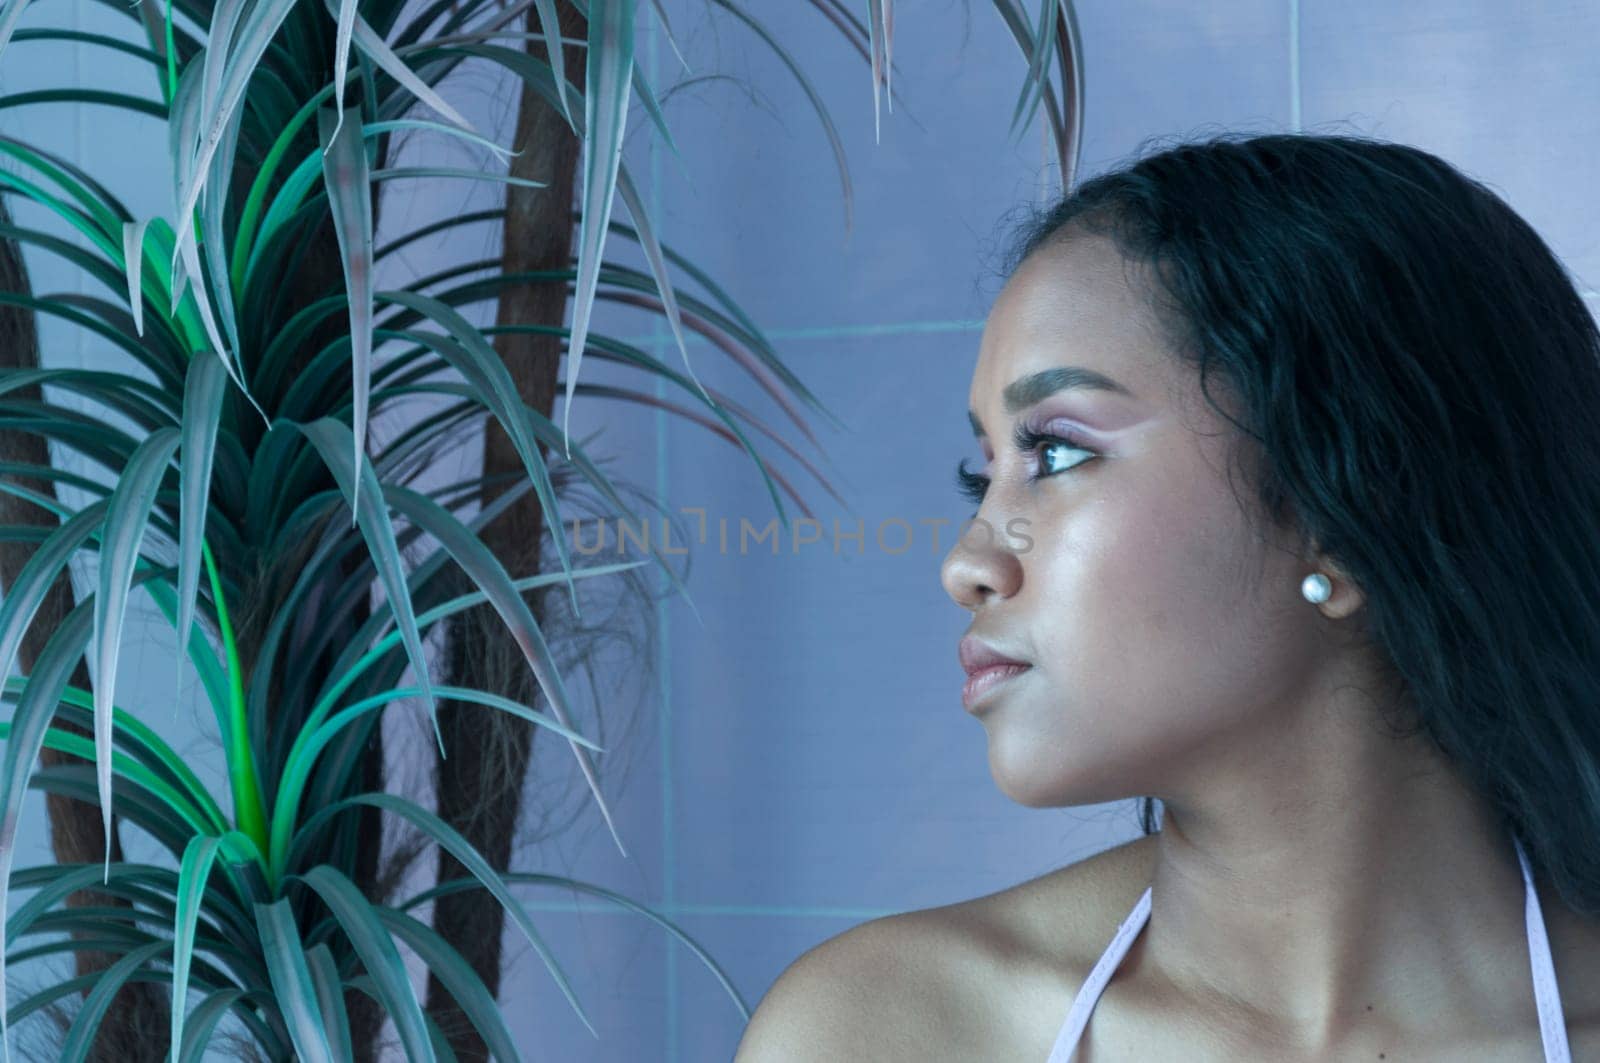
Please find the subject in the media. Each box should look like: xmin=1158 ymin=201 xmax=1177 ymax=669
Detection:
xmin=940 ymin=520 xmax=1023 ymax=609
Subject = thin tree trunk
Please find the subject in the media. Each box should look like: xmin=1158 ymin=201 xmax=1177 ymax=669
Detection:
xmin=0 ymin=198 xmax=171 ymax=1059
xmin=426 ymin=2 xmax=586 ymax=1056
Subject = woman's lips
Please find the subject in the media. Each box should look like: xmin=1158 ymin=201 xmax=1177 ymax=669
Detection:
xmin=962 ymin=663 xmax=1031 ymax=713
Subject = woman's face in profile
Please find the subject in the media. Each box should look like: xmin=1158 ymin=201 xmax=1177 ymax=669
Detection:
xmin=940 ymin=231 xmax=1329 ymax=809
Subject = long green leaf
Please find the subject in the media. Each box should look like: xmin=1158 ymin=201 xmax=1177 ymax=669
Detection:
xmin=305 ymin=559 xmax=644 ymax=754
xmin=160 ymin=38 xmax=261 ymax=417
xmin=305 ymin=943 xmax=354 ymax=1063
xmin=165 ymin=46 xmax=200 ymax=316
xmin=0 ymin=135 xmax=123 ymax=243
xmin=176 ymin=988 xmax=251 ymax=1063
xmin=329 ymin=0 xmax=360 ymax=141
xmin=7 ymin=861 xmax=254 ymax=969
xmin=0 ymin=0 xmax=34 ymax=66
xmin=169 ymin=0 xmax=298 ymax=276
xmin=274 ymin=681 xmax=602 ymax=878
xmin=238 ymin=113 xmax=515 ymax=292
xmin=610 ymin=162 xmax=709 ymax=408
xmin=382 ymin=483 xmax=623 ymax=856
xmin=29 ymin=761 xmax=194 ymax=858
xmin=326 ymin=791 xmax=593 ymax=1034
xmin=1009 ymin=0 xmax=1060 ymax=138
xmin=254 ymin=898 xmax=338 ymax=1063
xmin=318 ymin=104 xmax=376 ymax=518
xmin=374 ymin=906 xmax=522 ymax=1062
xmin=403 ymin=870 xmax=753 ymax=1021
xmin=318 ymin=0 xmax=478 ymax=135
xmin=866 ymin=0 xmax=889 ymax=140
xmin=201 ymin=102 xmax=245 ymax=359
xmin=120 ymin=217 xmax=151 ymax=337
xmin=58 ymin=940 xmax=170 ymax=1063
xmin=0 ymin=595 xmax=96 ymax=1063
xmin=93 ymin=426 xmax=181 ymax=872
xmin=0 ymin=720 xmax=216 ymax=839
xmin=0 ymin=503 xmax=104 ymax=716
xmin=706 ymin=0 xmax=854 ymax=236
xmin=565 ymin=0 xmax=682 ymax=164
xmin=532 ymin=0 xmax=575 ymax=125
xmin=288 ymin=417 xmax=441 ymax=753
xmin=171 ymin=834 xmax=221 ymax=1057
xmin=376 ymin=289 xmax=579 ymax=615
xmin=562 ymin=0 xmax=636 ymax=455
xmin=2 ymin=688 xmax=229 ymax=836
xmin=174 ymin=346 xmax=228 ymax=715
xmin=296 ymin=865 xmax=435 ymax=1062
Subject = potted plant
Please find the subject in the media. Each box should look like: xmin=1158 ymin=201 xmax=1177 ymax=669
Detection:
xmin=0 ymin=0 xmax=1081 ymax=1058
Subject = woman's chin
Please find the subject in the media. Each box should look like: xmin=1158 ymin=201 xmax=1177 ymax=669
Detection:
xmin=988 ymin=743 xmax=1130 ymax=809
xmin=988 ymin=756 xmax=1078 ymax=808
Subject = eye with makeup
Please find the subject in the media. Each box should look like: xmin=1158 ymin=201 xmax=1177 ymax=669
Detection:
xmin=953 ymin=421 xmax=1097 ymax=507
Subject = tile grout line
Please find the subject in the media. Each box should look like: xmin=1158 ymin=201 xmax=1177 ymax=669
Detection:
xmin=617 ymin=317 xmax=987 ymax=351
xmin=615 ymin=290 xmax=1600 ymax=355
xmin=1289 ymin=0 xmax=1300 ymax=134
xmin=642 ymin=16 xmax=682 ymax=1063
xmin=1280 ymin=9 xmax=1598 ymax=305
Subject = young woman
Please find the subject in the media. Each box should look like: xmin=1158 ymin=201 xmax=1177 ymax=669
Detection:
xmin=735 ymin=132 xmax=1600 ymax=1061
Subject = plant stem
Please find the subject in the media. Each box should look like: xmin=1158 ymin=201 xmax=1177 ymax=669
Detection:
xmin=203 ymin=540 xmax=270 ymax=862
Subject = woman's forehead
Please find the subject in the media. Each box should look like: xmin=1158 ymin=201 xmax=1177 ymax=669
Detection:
xmin=973 ymin=242 xmax=1167 ymax=412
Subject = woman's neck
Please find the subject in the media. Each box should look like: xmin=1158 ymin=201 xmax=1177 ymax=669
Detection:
xmin=1142 ymin=724 xmax=1547 ymax=1051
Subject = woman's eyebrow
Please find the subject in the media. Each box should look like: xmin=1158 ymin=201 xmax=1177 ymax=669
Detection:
xmin=967 ymin=366 xmax=1134 ymax=437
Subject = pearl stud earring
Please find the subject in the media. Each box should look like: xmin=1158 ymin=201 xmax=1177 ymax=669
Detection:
xmin=1301 ymin=572 xmax=1331 ymax=604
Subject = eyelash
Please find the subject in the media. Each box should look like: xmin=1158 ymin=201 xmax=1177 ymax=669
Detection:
xmin=954 ymin=424 xmax=1096 ymax=506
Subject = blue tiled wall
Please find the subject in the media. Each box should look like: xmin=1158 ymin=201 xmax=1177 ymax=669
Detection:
xmin=3 ymin=2 xmax=1596 ymax=1061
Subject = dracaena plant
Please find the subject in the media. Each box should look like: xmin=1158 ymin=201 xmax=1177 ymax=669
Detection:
xmin=0 ymin=0 xmax=1081 ymax=1058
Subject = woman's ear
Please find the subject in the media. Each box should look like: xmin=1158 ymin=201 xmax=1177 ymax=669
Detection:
xmin=1307 ymin=555 xmax=1365 ymax=620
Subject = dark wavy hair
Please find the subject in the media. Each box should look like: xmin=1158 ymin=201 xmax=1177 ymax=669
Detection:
xmin=998 ymin=131 xmax=1600 ymax=916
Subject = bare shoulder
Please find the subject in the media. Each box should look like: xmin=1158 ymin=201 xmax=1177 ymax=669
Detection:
xmin=733 ymin=835 xmax=1158 ymax=1063
xmin=729 ymin=900 xmax=981 ymax=1063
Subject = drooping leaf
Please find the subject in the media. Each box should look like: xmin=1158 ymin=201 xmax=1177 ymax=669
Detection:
xmin=329 ymin=0 xmax=360 ymax=140
xmin=92 ymin=426 xmax=181 ymax=872
xmin=612 ymin=161 xmax=709 ymax=408
xmin=0 ymin=0 xmax=36 ymax=66
xmin=254 ymin=898 xmax=339 ymax=1063
xmin=375 ymin=289 xmax=580 ymax=614
xmin=317 ymin=104 xmax=375 ymax=519
xmin=171 ymin=834 xmax=222 ymax=1057
xmin=289 ymin=417 xmax=441 ymax=754
xmin=200 ymin=101 xmax=245 ymax=358
xmin=374 ymin=906 xmax=522 ymax=1062
xmin=0 ymin=503 xmax=105 ymax=720
xmin=315 ymin=790 xmax=593 ymax=1033
xmin=57 ymin=939 xmax=170 ymax=1063
xmin=174 ymin=347 xmax=228 ymax=714
xmin=0 ymin=596 xmax=97 ymax=1063
xmin=318 ymin=0 xmax=479 ymax=136
xmin=296 ymin=865 xmax=435 ymax=1062
xmin=169 ymin=0 xmax=299 ymax=275
xmin=1009 ymin=0 xmax=1060 ymax=138
xmin=176 ymin=988 xmax=252 ymax=1063
xmin=120 ymin=217 xmax=151 ymax=336
xmin=403 ymin=869 xmax=753 ymax=1021
xmin=706 ymin=1 xmax=854 ymax=236
xmin=382 ymin=482 xmax=623 ymax=855
xmin=305 ymin=943 xmax=355 ymax=1062
xmin=274 ymin=681 xmax=603 ymax=878
xmin=562 ymin=0 xmax=636 ymax=456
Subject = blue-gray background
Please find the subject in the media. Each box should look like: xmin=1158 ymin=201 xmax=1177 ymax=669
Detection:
xmin=3 ymin=1 xmax=1598 ymax=1060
